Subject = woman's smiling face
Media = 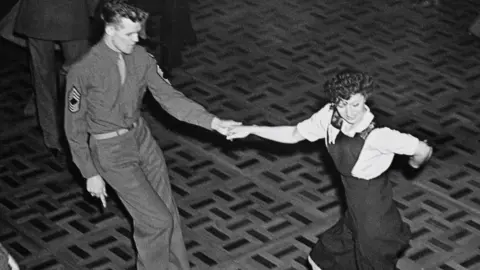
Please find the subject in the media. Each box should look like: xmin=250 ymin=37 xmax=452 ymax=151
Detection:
xmin=335 ymin=93 xmax=367 ymax=125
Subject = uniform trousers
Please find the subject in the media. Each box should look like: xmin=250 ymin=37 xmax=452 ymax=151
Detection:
xmin=27 ymin=38 xmax=89 ymax=150
xmin=89 ymin=117 xmax=189 ymax=270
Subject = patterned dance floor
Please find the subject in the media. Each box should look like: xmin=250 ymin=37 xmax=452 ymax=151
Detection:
xmin=1 ymin=0 xmax=480 ymax=269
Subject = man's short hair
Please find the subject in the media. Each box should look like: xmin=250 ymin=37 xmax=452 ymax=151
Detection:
xmin=101 ymin=0 xmax=148 ymax=27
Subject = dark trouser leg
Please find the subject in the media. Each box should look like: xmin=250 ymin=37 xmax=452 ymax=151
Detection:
xmin=27 ymin=38 xmax=61 ymax=150
xmin=59 ymin=39 xmax=90 ymax=89
xmin=136 ymin=119 xmax=190 ymax=270
xmin=143 ymin=12 xmax=173 ymax=77
xmin=176 ymin=0 xmax=197 ymax=46
xmin=159 ymin=0 xmax=195 ymax=71
xmin=144 ymin=13 xmax=162 ymax=60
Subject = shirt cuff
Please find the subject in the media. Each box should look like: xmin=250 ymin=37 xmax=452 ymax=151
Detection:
xmin=198 ymin=113 xmax=216 ymax=131
xmin=82 ymin=163 xmax=100 ymax=180
xmin=405 ymin=136 xmax=420 ymax=156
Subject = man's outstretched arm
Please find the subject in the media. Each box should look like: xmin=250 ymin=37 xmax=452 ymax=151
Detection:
xmin=144 ymin=50 xmax=240 ymax=133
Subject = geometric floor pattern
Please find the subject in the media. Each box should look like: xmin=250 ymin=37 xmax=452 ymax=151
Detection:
xmin=2 ymin=0 xmax=480 ymax=269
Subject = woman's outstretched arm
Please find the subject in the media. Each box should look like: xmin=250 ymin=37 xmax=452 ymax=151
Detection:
xmin=227 ymin=125 xmax=306 ymax=144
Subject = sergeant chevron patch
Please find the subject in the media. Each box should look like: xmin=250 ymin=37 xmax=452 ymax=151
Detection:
xmin=68 ymin=87 xmax=81 ymax=113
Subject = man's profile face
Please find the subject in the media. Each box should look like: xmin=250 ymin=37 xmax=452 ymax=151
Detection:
xmin=110 ymin=18 xmax=142 ymax=54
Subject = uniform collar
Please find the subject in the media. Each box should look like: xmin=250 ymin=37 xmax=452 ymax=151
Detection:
xmin=97 ymin=39 xmax=122 ymax=62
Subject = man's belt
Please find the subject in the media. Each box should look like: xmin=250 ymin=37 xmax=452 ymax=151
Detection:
xmin=92 ymin=121 xmax=138 ymax=140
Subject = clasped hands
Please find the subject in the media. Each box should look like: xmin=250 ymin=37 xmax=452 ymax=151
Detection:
xmin=210 ymin=117 xmax=255 ymax=140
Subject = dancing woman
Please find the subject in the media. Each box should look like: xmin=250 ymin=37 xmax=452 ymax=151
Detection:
xmin=227 ymin=70 xmax=433 ymax=269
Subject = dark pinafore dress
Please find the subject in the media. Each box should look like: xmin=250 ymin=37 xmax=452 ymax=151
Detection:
xmin=309 ymin=112 xmax=411 ymax=270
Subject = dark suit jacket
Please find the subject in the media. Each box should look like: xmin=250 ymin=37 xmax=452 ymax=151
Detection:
xmin=14 ymin=0 xmax=96 ymax=40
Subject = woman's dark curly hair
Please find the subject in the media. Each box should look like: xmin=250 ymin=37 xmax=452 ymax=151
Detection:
xmin=324 ymin=70 xmax=374 ymax=104
xmin=101 ymin=0 xmax=148 ymax=27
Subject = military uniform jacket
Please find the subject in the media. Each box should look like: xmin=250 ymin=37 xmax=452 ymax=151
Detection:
xmin=14 ymin=0 xmax=93 ymax=40
xmin=65 ymin=41 xmax=215 ymax=179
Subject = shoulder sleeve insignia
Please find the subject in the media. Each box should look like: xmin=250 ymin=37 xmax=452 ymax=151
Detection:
xmin=157 ymin=65 xmax=172 ymax=85
xmin=68 ymin=87 xmax=81 ymax=113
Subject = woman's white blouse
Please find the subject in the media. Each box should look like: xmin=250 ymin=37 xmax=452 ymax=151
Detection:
xmin=296 ymin=104 xmax=420 ymax=180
